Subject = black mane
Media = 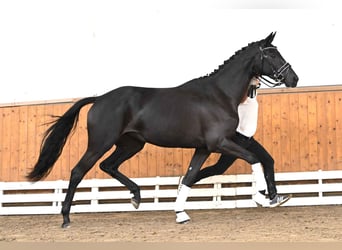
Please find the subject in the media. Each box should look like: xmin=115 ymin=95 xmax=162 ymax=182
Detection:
xmin=199 ymin=40 xmax=262 ymax=80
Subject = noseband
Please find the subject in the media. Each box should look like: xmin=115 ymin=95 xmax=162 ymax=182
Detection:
xmin=258 ymin=46 xmax=291 ymax=87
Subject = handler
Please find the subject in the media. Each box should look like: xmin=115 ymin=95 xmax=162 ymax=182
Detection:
xmin=194 ymin=77 xmax=291 ymax=207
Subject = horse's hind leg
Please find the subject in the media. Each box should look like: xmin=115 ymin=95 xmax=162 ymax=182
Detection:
xmin=61 ymin=147 xmax=110 ymax=228
xmin=99 ymin=135 xmax=145 ymax=209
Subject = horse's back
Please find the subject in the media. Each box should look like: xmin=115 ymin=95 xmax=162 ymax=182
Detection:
xmin=86 ymin=86 xmax=151 ymax=124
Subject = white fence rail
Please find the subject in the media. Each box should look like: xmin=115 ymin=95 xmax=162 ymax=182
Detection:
xmin=1 ymin=170 xmax=342 ymax=215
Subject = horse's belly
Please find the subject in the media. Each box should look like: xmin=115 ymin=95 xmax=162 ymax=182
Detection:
xmin=147 ymin=138 xmax=205 ymax=149
xmin=143 ymin=127 xmax=206 ymax=148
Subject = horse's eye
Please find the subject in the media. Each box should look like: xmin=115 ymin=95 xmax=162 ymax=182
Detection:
xmin=269 ymin=52 xmax=276 ymax=58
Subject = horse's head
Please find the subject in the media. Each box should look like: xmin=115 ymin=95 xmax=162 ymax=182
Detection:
xmin=256 ymin=32 xmax=298 ymax=88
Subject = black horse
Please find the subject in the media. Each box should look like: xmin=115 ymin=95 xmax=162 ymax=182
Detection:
xmin=27 ymin=32 xmax=298 ymax=228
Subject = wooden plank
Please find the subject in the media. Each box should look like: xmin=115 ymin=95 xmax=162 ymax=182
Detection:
xmin=153 ymin=145 xmax=164 ymax=177
xmin=1 ymin=107 xmax=12 ymax=181
xmin=298 ymin=93 xmax=310 ymax=171
xmin=307 ymin=93 xmax=318 ymax=170
xmin=279 ymin=94 xmax=291 ymax=171
xmin=164 ymin=147 xmax=174 ymax=177
xmin=258 ymin=85 xmax=342 ymax=95
xmin=0 ymin=108 xmax=3 ymax=180
xmin=10 ymin=106 xmax=20 ymax=181
xmin=288 ymin=93 xmax=300 ymax=171
xmin=316 ymin=92 xmax=328 ymax=170
xmin=146 ymin=144 xmax=157 ymax=177
xmin=255 ymin=95 xmax=264 ymax=141
xmin=260 ymin=92 xmax=273 ymax=163
xmin=271 ymin=94 xmax=282 ymax=172
xmin=230 ymin=158 xmax=249 ymax=175
xmin=26 ymin=105 xmax=38 ymax=181
xmin=138 ymin=147 xmax=149 ymax=177
xmin=173 ymin=147 xmax=184 ymax=176
xmin=180 ymin=148 xmax=193 ymax=177
xmin=18 ymin=106 xmax=28 ymax=181
xmin=335 ymin=92 xmax=342 ymax=169
xmin=325 ymin=92 xmax=337 ymax=170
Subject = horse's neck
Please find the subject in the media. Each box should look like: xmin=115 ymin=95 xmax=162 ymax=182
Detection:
xmin=182 ymin=45 xmax=259 ymax=105
xmin=214 ymin=62 xmax=255 ymax=106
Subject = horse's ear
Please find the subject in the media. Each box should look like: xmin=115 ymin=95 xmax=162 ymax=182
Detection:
xmin=264 ymin=32 xmax=276 ymax=46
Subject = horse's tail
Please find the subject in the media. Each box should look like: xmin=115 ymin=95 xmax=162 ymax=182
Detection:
xmin=27 ymin=97 xmax=97 ymax=182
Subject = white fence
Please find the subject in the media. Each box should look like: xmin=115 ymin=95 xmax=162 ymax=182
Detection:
xmin=1 ymin=170 xmax=342 ymax=215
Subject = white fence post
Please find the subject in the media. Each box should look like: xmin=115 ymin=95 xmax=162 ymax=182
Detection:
xmin=91 ymin=187 xmax=99 ymax=206
xmin=318 ymin=169 xmax=323 ymax=200
xmin=0 ymin=187 xmax=3 ymax=208
xmin=154 ymin=176 xmax=160 ymax=204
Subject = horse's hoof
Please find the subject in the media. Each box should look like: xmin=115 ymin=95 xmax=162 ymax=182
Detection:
xmin=61 ymin=222 xmax=71 ymax=229
xmin=177 ymin=219 xmax=190 ymax=224
xmin=175 ymin=211 xmax=191 ymax=224
xmin=131 ymin=198 xmax=140 ymax=209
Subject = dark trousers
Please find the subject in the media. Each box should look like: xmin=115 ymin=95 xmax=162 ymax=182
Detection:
xmin=195 ymin=132 xmax=277 ymax=199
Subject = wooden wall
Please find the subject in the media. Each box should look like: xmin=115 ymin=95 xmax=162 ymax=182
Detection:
xmin=0 ymin=85 xmax=341 ymax=182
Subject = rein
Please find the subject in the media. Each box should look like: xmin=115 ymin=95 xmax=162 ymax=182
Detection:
xmin=258 ymin=75 xmax=282 ymax=88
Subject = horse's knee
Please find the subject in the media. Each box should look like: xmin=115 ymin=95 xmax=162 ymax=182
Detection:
xmin=99 ymin=161 xmax=111 ymax=173
xmin=248 ymin=155 xmax=259 ymax=165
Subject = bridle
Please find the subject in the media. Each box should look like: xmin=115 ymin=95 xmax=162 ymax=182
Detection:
xmin=258 ymin=46 xmax=291 ymax=88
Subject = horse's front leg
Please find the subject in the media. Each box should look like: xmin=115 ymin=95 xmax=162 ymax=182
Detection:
xmin=174 ymin=148 xmax=210 ymax=224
